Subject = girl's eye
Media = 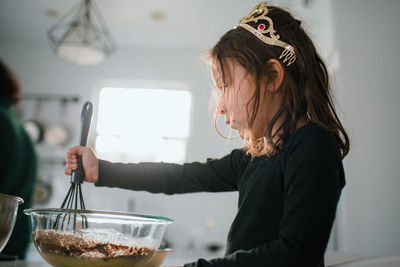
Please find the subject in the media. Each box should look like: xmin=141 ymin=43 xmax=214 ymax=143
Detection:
xmin=216 ymin=84 xmax=228 ymax=91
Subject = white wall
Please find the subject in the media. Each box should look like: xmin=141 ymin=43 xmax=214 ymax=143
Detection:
xmin=333 ymin=0 xmax=400 ymax=257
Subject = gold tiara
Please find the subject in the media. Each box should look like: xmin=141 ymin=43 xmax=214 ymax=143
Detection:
xmin=235 ymin=2 xmax=296 ymax=67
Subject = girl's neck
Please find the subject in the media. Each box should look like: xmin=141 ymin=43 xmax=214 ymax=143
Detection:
xmin=296 ymin=117 xmax=309 ymax=130
xmin=265 ymin=116 xmax=309 ymax=140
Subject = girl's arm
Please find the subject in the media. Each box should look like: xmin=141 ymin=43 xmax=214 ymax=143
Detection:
xmin=95 ymin=149 xmax=245 ymax=194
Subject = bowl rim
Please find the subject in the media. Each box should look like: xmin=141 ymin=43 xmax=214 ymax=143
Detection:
xmin=23 ymin=208 xmax=173 ymax=223
xmin=157 ymin=248 xmax=173 ymax=252
xmin=0 ymin=193 xmax=24 ymax=204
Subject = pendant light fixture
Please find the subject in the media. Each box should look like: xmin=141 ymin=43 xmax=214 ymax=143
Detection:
xmin=48 ymin=0 xmax=115 ymax=66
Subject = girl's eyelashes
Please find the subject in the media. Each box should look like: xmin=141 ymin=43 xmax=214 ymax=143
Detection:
xmin=216 ymin=84 xmax=229 ymax=91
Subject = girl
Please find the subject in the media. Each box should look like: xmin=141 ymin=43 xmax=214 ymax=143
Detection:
xmin=65 ymin=2 xmax=349 ymax=266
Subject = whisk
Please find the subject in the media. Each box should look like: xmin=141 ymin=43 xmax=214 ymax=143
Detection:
xmin=54 ymin=101 xmax=93 ymax=231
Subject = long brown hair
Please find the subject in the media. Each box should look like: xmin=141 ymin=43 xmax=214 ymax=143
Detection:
xmin=209 ymin=6 xmax=349 ymax=158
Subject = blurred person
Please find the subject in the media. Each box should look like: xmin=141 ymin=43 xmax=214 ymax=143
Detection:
xmin=0 ymin=59 xmax=38 ymax=259
xmin=65 ymin=2 xmax=349 ymax=266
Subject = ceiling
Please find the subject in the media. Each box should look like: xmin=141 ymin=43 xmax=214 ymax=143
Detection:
xmin=0 ymin=0 xmax=329 ymax=50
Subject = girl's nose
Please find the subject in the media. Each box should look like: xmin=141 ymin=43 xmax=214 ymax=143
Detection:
xmin=218 ymin=96 xmax=227 ymax=114
xmin=219 ymin=105 xmax=227 ymax=114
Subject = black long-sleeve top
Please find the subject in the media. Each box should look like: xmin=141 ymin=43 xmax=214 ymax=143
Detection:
xmin=96 ymin=123 xmax=345 ymax=267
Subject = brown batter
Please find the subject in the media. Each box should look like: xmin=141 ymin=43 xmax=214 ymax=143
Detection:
xmin=33 ymin=229 xmax=156 ymax=267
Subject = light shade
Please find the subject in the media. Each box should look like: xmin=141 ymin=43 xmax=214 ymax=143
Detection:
xmin=48 ymin=0 xmax=115 ymax=66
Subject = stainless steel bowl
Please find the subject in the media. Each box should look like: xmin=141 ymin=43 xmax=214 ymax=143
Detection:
xmin=0 ymin=193 xmax=24 ymax=252
xmin=24 ymin=208 xmax=172 ymax=267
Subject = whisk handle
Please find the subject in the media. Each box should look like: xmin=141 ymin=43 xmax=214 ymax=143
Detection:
xmin=71 ymin=101 xmax=93 ymax=184
xmin=71 ymin=155 xmax=85 ymax=183
xmin=77 ymin=101 xmax=93 ymax=146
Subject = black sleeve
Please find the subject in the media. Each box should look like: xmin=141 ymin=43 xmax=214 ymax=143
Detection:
xmin=95 ymin=149 xmax=246 ymax=194
xmin=183 ymin=130 xmax=345 ymax=267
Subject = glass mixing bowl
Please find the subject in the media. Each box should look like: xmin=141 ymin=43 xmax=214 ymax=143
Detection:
xmin=24 ymin=208 xmax=172 ymax=267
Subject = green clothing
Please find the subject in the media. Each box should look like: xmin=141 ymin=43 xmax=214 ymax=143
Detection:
xmin=0 ymin=97 xmax=38 ymax=259
xmin=96 ymin=123 xmax=345 ymax=267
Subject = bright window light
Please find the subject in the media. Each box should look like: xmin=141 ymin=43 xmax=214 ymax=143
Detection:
xmin=96 ymin=87 xmax=192 ymax=163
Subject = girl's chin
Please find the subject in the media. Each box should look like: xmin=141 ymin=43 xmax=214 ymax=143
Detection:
xmin=237 ymin=130 xmax=246 ymax=140
xmin=230 ymin=125 xmax=247 ymax=139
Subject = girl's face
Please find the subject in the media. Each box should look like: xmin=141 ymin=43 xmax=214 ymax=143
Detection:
xmin=212 ymin=59 xmax=263 ymax=139
xmin=211 ymin=58 xmax=284 ymax=140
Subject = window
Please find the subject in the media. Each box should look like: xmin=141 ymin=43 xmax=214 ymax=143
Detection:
xmin=95 ymin=87 xmax=192 ymax=163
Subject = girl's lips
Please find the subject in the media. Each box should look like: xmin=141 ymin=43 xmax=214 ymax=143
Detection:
xmin=225 ymin=121 xmax=230 ymax=125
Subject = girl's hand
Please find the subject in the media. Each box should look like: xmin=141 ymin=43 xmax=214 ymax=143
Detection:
xmin=64 ymin=146 xmax=99 ymax=183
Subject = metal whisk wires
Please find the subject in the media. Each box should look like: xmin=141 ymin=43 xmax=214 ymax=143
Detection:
xmin=54 ymin=181 xmax=88 ymax=231
xmin=61 ymin=182 xmax=86 ymax=211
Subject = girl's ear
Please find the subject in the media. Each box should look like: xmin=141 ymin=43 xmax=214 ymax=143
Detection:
xmin=266 ymin=59 xmax=284 ymax=92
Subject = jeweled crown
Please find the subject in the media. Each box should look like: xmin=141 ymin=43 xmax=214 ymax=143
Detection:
xmin=236 ymin=2 xmax=296 ymax=66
